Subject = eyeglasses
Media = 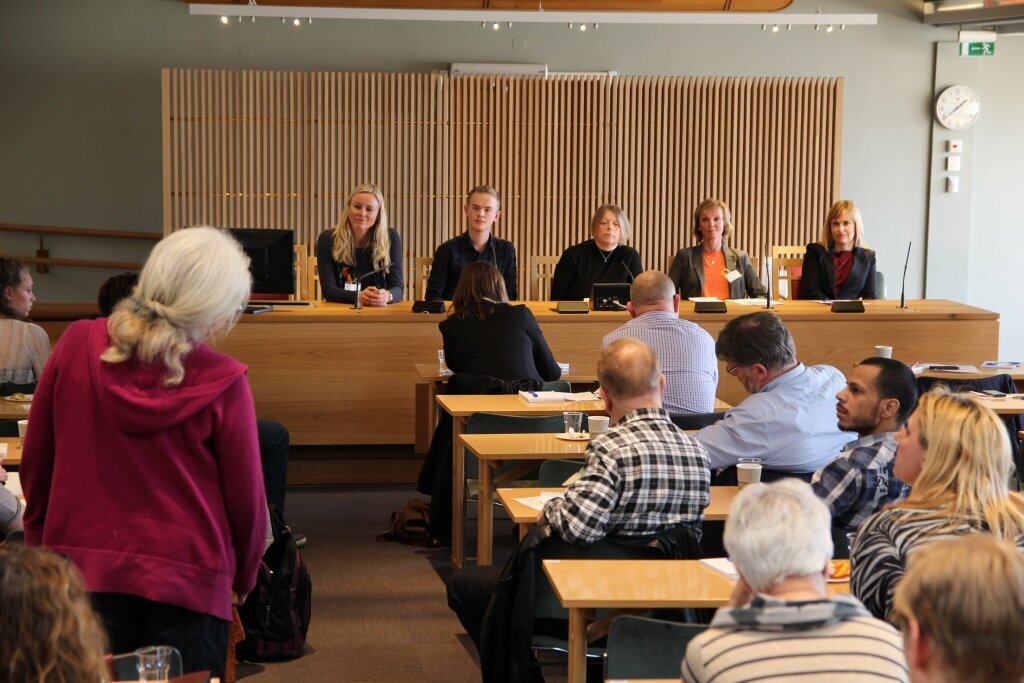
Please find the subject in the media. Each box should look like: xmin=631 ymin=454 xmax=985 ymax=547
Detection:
xmin=726 ymin=363 xmax=746 ymax=376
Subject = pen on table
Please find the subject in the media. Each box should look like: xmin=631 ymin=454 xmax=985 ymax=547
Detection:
xmin=529 ymin=390 xmax=538 ymax=397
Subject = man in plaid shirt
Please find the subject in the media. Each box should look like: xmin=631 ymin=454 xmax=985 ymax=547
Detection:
xmin=542 ymin=337 xmax=710 ymax=543
xmin=811 ymin=357 xmax=917 ymax=539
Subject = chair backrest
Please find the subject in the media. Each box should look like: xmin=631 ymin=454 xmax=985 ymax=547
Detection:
xmin=915 ymin=374 xmax=1022 ymax=458
xmin=772 ymin=257 xmax=804 ymax=301
xmin=530 ymin=255 xmax=560 ymax=301
xmin=415 ymin=256 xmax=433 ymax=300
xmin=541 ymin=379 xmax=571 ymax=392
xmin=669 ymin=411 xmax=726 ymax=430
xmin=771 ymin=244 xmax=807 ymax=260
xmin=876 ymin=270 xmax=886 ymax=299
xmin=538 ymin=459 xmax=585 ymax=486
xmin=306 ymin=254 xmax=321 ymax=301
xmin=605 ymin=615 xmax=708 ymax=680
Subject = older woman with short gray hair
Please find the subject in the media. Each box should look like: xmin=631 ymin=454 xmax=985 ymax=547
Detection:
xmin=682 ymin=480 xmax=907 ymax=683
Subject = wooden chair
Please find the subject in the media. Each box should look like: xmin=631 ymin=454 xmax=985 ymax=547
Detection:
xmin=530 ymin=255 xmax=560 ymax=301
xmin=306 ymin=255 xmax=320 ymax=301
xmin=772 ymin=257 xmax=804 ymax=301
xmin=771 ymin=244 xmax=807 ymax=261
xmin=415 ymin=256 xmax=433 ymax=300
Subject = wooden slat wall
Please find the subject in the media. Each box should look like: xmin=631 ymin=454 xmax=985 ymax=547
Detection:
xmin=163 ymin=70 xmax=842 ymax=300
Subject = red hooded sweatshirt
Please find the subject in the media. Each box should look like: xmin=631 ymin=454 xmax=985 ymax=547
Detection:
xmin=21 ymin=318 xmax=267 ymax=621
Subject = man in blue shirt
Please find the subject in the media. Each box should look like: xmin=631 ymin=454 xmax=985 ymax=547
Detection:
xmin=695 ymin=311 xmax=855 ymax=476
xmin=811 ymin=357 xmax=915 ymax=536
xmin=425 ymin=185 xmax=518 ymax=300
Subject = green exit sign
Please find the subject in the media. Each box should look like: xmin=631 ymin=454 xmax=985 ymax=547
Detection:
xmin=960 ymin=42 xmax=996 ymax=57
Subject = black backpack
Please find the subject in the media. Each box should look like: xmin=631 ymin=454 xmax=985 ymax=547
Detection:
xmin=237 ymin=506 xmax=312 ymax=661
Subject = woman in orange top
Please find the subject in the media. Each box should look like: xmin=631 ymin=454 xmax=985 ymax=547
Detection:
xmin=668 ymin=198 xmax=766 ymax=300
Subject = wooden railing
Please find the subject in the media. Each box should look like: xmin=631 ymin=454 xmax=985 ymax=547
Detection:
xmin=0 ymin=222 xmax=160 ymax=272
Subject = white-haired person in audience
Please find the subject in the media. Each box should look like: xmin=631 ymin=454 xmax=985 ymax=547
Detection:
xmin=20 ymin=227 xmax=267 ymax=678
xmin=851 ymin=388 xmax=1024 ymax=621
xmin=682 ymin=479 xmax=907 ymax=683
xmin=892 ymin=535 xmax=1024 ymax=683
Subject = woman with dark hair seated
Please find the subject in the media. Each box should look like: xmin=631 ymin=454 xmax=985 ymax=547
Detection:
xmin=418 ymin=262 xmax=562 ymax=544
xmin=0 ymin=256 xmax=50 ymax=389
xmin=440 ymin=261 xmax=561 ymax=385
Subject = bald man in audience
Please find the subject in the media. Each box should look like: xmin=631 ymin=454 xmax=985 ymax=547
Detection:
xmin=695 ymin=311 xmax=854 ymax=478
xmin=683 ymin=479 xmax=907 ymax=683
xmin=447 ymin=338 xmax=710 ymax=657
xmin=601 ymin=271 xmax=717 ymax=413
xmin=893 ymin=535 xmax=1024 ymax=683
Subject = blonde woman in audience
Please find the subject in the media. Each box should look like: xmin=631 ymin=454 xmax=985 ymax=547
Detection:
xmin=316 ymin=183 xmax=404 ymax=306
xmin=0 ymin=546 xmax=109 ymax=683
xmin=0 ymin=256 xmax=50 ymax=388
xmin=892 ymin=535 xmax=1024 ymax=683
xmin=799 ymin=199 xmax=877 ymax=300
xmin=20 ymin=227 xmax=267 ymax=679
xmin=851 ymin=389 xmax=1024 ymax=621
xmin=668 ymin=198 xmax=766 ymax=300
xmin=683 ymin=479 xmax=906 ymax=682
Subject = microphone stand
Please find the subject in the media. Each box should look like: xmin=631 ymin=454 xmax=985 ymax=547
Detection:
xmin=352 ymin=266 xmax=389 ymax=310
xmin=899 ymin=241 xmax=912 ymax=310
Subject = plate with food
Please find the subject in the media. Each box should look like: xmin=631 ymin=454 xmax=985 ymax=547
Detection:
xmin=828 ymin=559 xmax=851 ymax=582
xmin=2 ymin=393 xmax=32 ymax=403
xmin=555 ymin=432 xmax=590 ymax=442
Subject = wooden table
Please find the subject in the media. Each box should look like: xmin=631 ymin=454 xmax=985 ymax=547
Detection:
xmin=543 ymin=559 xmax=850 ymax=683
xmin=437 ymin=394 xmax=606 ymax=567
xmin=0 ymin=437 xmax=23 ymax=468
xmin=413 ymin=363 xmax=599 ymax=453
xmin=0 ymin=401 xmax=30 ymax=421
xmin=31 ymin=299 xmax=999 ymax=452
xmin=497 ymin=486 xmax=739 ymax=530
xmin=975 ymin=395 xmax=1024 ymax=415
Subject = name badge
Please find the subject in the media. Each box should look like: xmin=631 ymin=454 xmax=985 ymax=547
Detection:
xmin=724 ymin=269 xmax=742 ymax=283
xmin=344 ymin=282 xmax=358 ymax=291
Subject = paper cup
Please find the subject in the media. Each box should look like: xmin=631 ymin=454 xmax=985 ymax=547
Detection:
xmin=17 ymin=420 xmax=28 ymax=448
xmin=588 ymin=415 xmax=610 ymax=434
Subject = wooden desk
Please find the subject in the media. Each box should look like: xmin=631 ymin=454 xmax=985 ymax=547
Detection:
xmin=497 ymin=485 xmax=739 ymax=526
xmin=0 ymin=401 xmax=30 ymax=421
xmin=975 ymin=395 xmax=1024 ymax=415
xmin=413 ymin=364 xmax=599 ymax=453
xmin=0 ymin=437 xmax=23 ymax=468
xmin=543 ymin=559 xmax=850 ymax=683
xmin=32 ymin=300 xmax=999 ymax=454
xmin=438 ymin=394 xmax=606 ymax=567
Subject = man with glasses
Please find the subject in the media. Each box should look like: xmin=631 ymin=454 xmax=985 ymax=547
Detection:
xmin=695 ymin=311 xmax=854 ymax=479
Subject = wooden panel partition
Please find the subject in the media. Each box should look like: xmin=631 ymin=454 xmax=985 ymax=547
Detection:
xmin=163 ymin=70 xmax=842 ymax=300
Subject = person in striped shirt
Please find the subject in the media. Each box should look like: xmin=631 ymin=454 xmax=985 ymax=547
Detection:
xmin=892 ymin=535 xmax=1024 ymax=683
xmin=850 ymin=389 xmax=1024 ymax=621
xmin=682 ymin=479 xmax=907 ymax=683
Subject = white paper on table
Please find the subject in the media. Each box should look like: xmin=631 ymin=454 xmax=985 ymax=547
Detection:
xmin=728 ymin=298 xmax=779 ymax=307
xmin=700 ymin=557 xmax=740 ymax=579
xmin=5 ymin=472 xmax=22 ymax=499
xmin=513 ymin=491 xmax=564 ymax=511
xmin=518 ymin=390 xmax=600 ymax=403
xmin=911 ymin=363 xmax=981 ymax=375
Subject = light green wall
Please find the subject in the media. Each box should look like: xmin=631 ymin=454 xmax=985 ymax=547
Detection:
xmin=2 ymin=0 xmax=1021 ymax=355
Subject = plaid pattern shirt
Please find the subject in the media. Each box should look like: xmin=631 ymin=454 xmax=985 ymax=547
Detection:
xmin=811 ymin=432 xmax=910 ymax=532
xmin=543 ymin=408 xmax=710 ymax=545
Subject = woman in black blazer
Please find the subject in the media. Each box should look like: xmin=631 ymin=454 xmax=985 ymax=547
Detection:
xmin=799 ymin=200 xmax=877 ymax=300
xmin=439 ymin=262 xmax=561 ymax=386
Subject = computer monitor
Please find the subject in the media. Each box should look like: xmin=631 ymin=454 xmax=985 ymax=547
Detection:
xmin=228 ymin=228 xmax=295 ymax=296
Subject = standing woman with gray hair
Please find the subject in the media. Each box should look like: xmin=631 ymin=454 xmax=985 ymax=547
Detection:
xmin=0 ymin=256 xmax=50 ymax=389
xmin=20 ymin=227 xmax=267 ymax=678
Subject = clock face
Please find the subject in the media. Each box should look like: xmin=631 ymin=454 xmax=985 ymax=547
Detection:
xmin=935 ymin=85 xmax=981 ymax=130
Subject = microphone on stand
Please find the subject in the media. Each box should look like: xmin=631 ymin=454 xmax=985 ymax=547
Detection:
xmin=621 ymin=261 xmax=636 ymax=283
xmin=353 ymin=266 xmax=390 ymax=310
xmin=764 ymin=241 xmax=772 ymax=310
xmin=899 ymin=241 xmax=912 ymax=310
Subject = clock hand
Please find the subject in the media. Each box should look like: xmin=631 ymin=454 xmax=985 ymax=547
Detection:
xmin=948 ymin=99 xmax=968 ymax=116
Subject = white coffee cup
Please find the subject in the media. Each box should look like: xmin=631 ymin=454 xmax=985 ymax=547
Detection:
xmin=17 ymin=420 xmax=29 ymax=448
xmin=874 ymin=345 xmax=893 ymax=359
xmin=736 ymin=457 xmax=762 ymax=490
xmin=588 ymin=415 xmax=610 ymax=434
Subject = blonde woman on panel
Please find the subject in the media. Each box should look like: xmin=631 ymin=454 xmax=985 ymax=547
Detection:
xmin=851 ymin=389 xmax=1024 ymax=621
xmin=799 ymin=199 xmax=877 ymax=300
xmin=667 ymin=198 xmax=766 ymax=300
xmin=0 ymin=257 xmax=50 ymax=389
xmin=316 ymin=184 xmax=405 ymax=306
xmin=550 ymin=204 xmax=643 ymax=301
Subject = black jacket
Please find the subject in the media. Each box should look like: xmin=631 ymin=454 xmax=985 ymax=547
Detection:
xmin=549 ymin=240 xmax=643 ymax=301
xmin=799 ymin=243 xmax=876 ymax=300
xmin=426 ymin=232 xmax=518 ymax=300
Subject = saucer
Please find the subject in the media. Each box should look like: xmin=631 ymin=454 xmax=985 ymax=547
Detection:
xmin=555 ymin=432 xmax=590 ymax=442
